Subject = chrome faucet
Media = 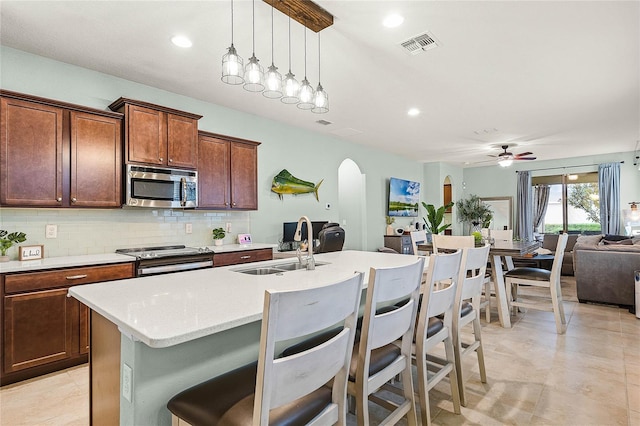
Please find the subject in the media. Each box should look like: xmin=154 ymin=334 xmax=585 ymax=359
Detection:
xmin=294 ymin=215 xmax=315 ymax=270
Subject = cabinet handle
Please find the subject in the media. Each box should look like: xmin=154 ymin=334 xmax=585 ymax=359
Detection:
xmin=159 ymin=157 xmax=163 ymax=162
xmin=169 ymin=158 xmax=173 ymax=162
xmin=232 ymin=202 xmax=236 ymax=207
xmin=71 ymin=197 xmax=77 ymax=203
xmin=240 ymin=255 xmax=251 ymax=259
xmin=225 ymin=202 xmax=229 ymax=206
xmin=56 ymin=197 xmax=62 ymax=202
xmin=66 ymin=274 xmax=88 ymax=280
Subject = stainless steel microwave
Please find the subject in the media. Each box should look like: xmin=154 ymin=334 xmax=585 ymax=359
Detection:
xmin=125 ymin=165 xmax=197 ymax=208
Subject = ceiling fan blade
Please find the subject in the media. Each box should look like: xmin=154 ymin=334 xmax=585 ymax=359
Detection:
xmin=515 ymin=152 xmax=533 ymax=157
xmin=515 ymin=157 xmax=537 ymax=160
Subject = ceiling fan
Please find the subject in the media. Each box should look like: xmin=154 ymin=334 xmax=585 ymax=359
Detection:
xmin=491 ymin=145 xmax=536 ymax=167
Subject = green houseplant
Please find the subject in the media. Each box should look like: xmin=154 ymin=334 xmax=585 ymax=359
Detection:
xmin=456 ymin=194 xmax=493 ymax=234
xmin=211 ymin=227 xmax=226 ymax=246
xmin=422 ymin=201 xmax=455 ymax=235
xmin=0 ymin=230 xmax=27 ymax=261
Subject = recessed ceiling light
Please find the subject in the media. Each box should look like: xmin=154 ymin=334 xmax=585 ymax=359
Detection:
xmin=383 ymin=14 xmax=404 ymax=28
xmin=171 ymin=35 xmax=192 ymax=48
xmin=407 ymin=108 xmax=420 ymax=117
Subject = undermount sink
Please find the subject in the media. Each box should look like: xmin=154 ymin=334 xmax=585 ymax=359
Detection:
xmin=233 ymin=261 xmax=330 ymax=275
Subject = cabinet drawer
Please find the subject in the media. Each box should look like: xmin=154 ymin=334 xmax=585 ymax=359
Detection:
xmin=213 ymin=249 xmax=273 ymax=267
xmin=4 ymin=263 xmax=135 ymax=294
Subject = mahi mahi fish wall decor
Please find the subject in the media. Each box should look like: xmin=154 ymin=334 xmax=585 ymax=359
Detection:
xmin=271 ymin=169 xmax=324 ymax=201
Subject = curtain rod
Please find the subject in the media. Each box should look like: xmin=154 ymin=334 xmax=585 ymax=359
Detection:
xmin=515 ymin=161 xmax=624 ymax=173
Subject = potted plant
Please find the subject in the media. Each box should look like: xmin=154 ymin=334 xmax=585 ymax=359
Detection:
xmin=456 ymin=194 xmax=493 ymax=234
xmin=212 ymin=227 xmax=226 ymax=246
xmin=0 ymin=230 xmax=27 ymax=262
xmin=422 ymin=201 xmax=454 ymax=236
xmin=385 ymin=216 xmax=396 ymax=236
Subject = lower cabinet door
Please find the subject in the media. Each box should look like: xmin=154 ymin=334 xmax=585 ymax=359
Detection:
xmin=3 ymin=288 xmax=75 ymax=373
xmin=79 ymin=302 xmax=90 ymax=355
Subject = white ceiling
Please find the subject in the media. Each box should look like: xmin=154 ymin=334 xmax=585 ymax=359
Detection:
xmin=1 ymin=1 xmax=638 ymax=167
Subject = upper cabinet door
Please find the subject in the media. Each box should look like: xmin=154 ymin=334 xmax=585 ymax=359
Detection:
xmin=198 ymin=135 xmax=230 ymax=209
xmin=70 ymin=111 xmax=122 ymax=207
xmin=167 ymin=113 xmax=198 ymax=169
xmin=126 ymin=104 xmax=166 ymax=166
xmin=0 ymin=97 xmax=63 ymax=206
xmin=230 ymin=142 xmax=258 ymax=210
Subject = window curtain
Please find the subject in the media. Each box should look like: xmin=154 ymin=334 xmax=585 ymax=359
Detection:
xmin=533 ymin=184 xmax=550 ymax=231
xmin=598 ymin=162 xmax=621 ymax=235
xmin=516 ymin=171 xmax=533 ymax=241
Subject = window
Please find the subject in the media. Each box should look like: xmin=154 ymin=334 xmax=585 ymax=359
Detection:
xmin=532 ymin=172 xmax=601 ymax=234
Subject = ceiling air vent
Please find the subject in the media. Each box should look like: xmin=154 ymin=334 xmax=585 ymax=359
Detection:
xmin=400 ymin=31 xmax=440 ymax=55
xmin=316 ymin=119 xmax=332 ymax=126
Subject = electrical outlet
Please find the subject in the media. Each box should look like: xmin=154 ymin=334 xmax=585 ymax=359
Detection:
xmin=45 ymin=224 xmax=57 ymax=239
xmin=225 ymin=222 xmax=232 ymax=233
xmin=122 ymin=363 xmax=132 ymax=402
xmin=185 ymin=223 xmax=192 ymax=234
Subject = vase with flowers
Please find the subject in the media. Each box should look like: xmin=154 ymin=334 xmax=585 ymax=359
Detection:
xmin=456 ymin=195 xmax=493 ymax=235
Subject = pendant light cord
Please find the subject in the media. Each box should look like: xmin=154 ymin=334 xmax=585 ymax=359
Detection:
xmin=231 ymin=0 xmax=234 ymax=45
xmin=317 ymin=32 xmax=321 ymax=81
xmin=270 ymin=2 xmax=274 ymax=64
xmin=288 ymin=5 xmax=292 ymax=72
xmin=304 ymin=21 xmax=307 ymax=77
xmin=252 ymin=0 xmax=255 ymax=54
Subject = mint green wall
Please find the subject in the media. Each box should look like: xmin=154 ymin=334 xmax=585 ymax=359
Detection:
xmin=0 ymin=47 xmax=423 ymax=252
xmin=462 ymin=152 xmax=640 ymax=230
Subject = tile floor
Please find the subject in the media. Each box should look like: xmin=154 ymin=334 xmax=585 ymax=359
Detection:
xmin=1 ymin=277 xmax=638 ymax=425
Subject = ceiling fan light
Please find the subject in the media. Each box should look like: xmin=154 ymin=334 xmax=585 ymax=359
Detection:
xmin=312 ymin=83 xmax=329 ymax=113
xmin=263 ymin=64 xmax=283 ymax=98
xmin=221 ymin=44 xmax=244 ymax=85
xmin=498 ymin=158 xmax=513 ymax=167
xmin=243 ymin=54 xmax=265 ymax=92
xmin=297 ymin=78 xmax=315 ymax=109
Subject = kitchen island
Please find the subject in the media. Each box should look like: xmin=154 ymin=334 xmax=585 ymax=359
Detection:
xmin=68 ymin=250 xmax=419 ymax=426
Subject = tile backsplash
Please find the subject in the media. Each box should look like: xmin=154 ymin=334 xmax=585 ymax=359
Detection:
xmin=0 ymin=208 xmax=251 ymax=258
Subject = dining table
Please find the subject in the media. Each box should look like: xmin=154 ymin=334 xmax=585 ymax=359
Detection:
xmin=418 ymin=239 xmax=541 ymax=328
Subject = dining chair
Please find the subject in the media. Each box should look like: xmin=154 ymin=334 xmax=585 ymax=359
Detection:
xmin=410 ymin=230 xmax=429 ymax=256
xmin=413 ymin=250 xmax=463 ymax=425
xmin=505 ymin=232 xmax=569 ymax=334
xmin=452 ymin=244 xmax=490 ymax=406
xmin=489 ymin=229 xmax=513 ymax=241
xmin=167 ymin=272 xmax=364 ymax=426
xmin=432 ymin=234 xmax=493 ymax=322
xmin=348 ymin=257 xmax=424 ymax=426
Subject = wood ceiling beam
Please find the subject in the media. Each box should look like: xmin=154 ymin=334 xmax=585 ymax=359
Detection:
xmin=262 ymin=0 xmax=333 ymax=32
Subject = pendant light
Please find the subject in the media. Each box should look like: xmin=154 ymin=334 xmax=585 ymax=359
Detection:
xmin=312 ymin=31 xmax=329 ymax=113
xmin=281 ymin=6 xmax=300 ymax=104
xmin=297 ymin=23 xmax=315 ymax=110
xmin=221 ymin=0 xmax=244 ymax=85
xmin=263 ymin=1 xmax=283 ymax=99
xmin=243 ymin=0 xmax=264 ymax=92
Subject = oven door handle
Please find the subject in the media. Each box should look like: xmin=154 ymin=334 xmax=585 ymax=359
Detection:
xmin=138 ymin=260 xmax=213 ymax=276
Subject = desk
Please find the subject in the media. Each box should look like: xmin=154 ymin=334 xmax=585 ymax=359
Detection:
xmin=418 ymin=240 xmax=540 ymax=328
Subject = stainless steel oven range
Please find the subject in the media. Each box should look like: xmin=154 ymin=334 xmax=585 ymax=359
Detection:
xmin=116 ymin=245 xmax=214 ymax=277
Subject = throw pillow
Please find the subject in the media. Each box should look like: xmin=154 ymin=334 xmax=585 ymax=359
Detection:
xmin=602 ymin=239 xmax=633 ymax=245
xmin=604 ymin=234 xmax=632 ymax=241
xmin=576 ymin=234 xmax=603 ymax=245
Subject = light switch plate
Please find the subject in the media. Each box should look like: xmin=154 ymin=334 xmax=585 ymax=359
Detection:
xmin=122 ymin=363 xmax=132 ymax=402
xmin=185 ymin=223 xmax=192 ymax=234
xmin=45 ymin=224 xmax=57 ymax=239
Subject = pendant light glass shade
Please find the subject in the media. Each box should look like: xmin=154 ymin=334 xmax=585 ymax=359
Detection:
xmin=312 ymin=83 xmax=329 ymax=113
xmin=297 ymin=25 xmax=315 ymax=109
xmin=298 ymin=78 xmax=315 ymax=109
xmin=263 ymin=1 xmax=282 ymax=99
xmin=243 ymin=54 xmax=264 ymax=92
xmin=221 ymin=0 xmax=244 ymax=85
xmin=281 ymin=6 xmax=300 ymax=104
xmin=243 ymin=0 xmax=264 ymax=92
xmin=312 ymin=32 xmax=328 ymax=113
xmin=263 ymin=64 xmax=283 ymax=98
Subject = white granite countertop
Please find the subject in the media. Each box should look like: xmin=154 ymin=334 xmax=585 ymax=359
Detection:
xmin=68 ymin=250 xmax=420 ymax=349
xmin=0 ymin=243 xmax=276 ymax=274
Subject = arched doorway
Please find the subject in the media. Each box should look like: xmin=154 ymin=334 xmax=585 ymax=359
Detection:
xmin=338 ymin=159 xmax=366 ymax=250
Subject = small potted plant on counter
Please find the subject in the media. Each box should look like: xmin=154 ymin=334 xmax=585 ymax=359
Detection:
xmin=0 ymin=230 xmax=27 ymax=262
xmin=212 ymin=227 xmax=226 ymax=246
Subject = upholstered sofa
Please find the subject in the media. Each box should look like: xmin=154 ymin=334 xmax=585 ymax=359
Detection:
xmin=542 ymin=233 xmax=579 ymax=276
xmin=573 ymin=234 xmax=640 ymax=308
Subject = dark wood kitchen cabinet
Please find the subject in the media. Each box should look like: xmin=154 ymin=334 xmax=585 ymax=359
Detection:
xmin=0 ymin=91 xmax=123 ymax=208
xmin=198 ymin=131 xmax=260 ymax=210
xmin=109 ymin=98 xmax=202 ymax=169
xmin=1 ymin=262 xmax=134 ymax=385
xmin=213 ymin=248 xmax=273 ymax=267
